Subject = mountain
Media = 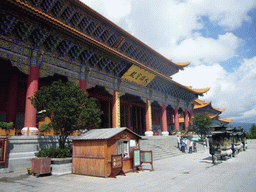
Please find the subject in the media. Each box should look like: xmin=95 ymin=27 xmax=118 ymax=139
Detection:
xmin=229 ymin=122 xmax=254 ymax=133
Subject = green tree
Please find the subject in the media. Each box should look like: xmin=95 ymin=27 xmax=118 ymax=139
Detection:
xmin=193 ymin=114 xmax=212 ymax=139
xmin=247 ymin=124 xmax=256 ymax=139
xmin=29 ymin=80 xmax=103 ymax=149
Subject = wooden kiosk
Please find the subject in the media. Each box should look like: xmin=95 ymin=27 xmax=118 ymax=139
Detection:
xmin=72 ymin=128 xmax=142 ymax=177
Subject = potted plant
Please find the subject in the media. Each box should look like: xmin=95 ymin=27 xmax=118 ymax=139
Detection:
xmin=173 ymin=129 xmax=178 ymax=135
xmin=36 ymin=146 xmax=72 ymax=175
xmin=0 ymin=121 xmax=13 ymax=136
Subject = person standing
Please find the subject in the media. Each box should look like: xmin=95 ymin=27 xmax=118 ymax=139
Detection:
xmin=181 ymin=138 xmax=185 ymax=153
xmin=193 ymin=141 xmax=197 ymax=152
xmin=189 ymin=140 xmax=193 ymax=153
xmin=203 ymin=139 xmax=207 ymax=153
xmin=177 ymin=135 xmax=180 ymax=150
xmin=185 ymin=138 xmax=188 ymax=152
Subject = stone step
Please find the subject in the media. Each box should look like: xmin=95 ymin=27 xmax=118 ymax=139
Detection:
xmin=139 ymin=135 xmax=205 ymax=161
xmin=139 ymin=136 xmax=185 ymax=161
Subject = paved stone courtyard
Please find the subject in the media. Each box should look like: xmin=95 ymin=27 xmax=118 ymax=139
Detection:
xmin=0 ymin=141 xmax=255 ymax=192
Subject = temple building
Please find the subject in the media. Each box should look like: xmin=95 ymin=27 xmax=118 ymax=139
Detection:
xmin=193 ymin=99 xmax=233 ymax=127
xmin=0 ymin=0 xmax=209 ymax=136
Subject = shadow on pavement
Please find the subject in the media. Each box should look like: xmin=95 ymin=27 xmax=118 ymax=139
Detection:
xmin=0 ymin=174 xmax=29 ymax=183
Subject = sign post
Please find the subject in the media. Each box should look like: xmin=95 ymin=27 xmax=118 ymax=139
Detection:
xmin=0 ymin=137 xmax=8 ymax=168
xmin=133 ymin=149 xmax=141 ymax=172
xmin=141 ymin=150 xmax=154 ymax=171
xmin=109 ymin=154 xmax=126 ymax=178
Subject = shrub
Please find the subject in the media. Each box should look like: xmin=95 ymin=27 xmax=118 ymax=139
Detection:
xmin=40 ymin=123 xmax=51 ymax=132
xmin=37 ymin=147 xmax=72 ymax=158
xmin=0 ymin=122 xmax=13 ymax=130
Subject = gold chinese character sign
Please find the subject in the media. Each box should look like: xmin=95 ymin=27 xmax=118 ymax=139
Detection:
xmin=121 ymin=65 xmax=156 ymax=86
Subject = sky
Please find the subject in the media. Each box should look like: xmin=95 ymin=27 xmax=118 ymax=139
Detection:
xmin=80 ymin=0 xmax=256 ymax=124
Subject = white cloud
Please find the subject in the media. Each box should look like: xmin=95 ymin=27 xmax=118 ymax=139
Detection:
xmin=199 ymin=0 xmax=256 ymax=30
xmin=160 ymin=32 xmax=243 ymax=64
xmin=172 ymin=57 xmax=256 ymax=123
xmin=80 ymin=0 xmax=131 ymax=23
xmin=80 ymin=0 xmax=255 ymax=54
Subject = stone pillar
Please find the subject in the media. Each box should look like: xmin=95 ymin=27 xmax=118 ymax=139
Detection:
xmin=6 ymin=72 xmax=18 ymax=126
xmin=23 ymin=65 xmax=40 ymax=136
xmin=174 ymin=106 xmax=180 ymax=131
xmin=145 ymin=98 xmax=153 ymax=136
xmin=161 ymin=103 xmax=169 ymax=136
xmin=184 ymin=108 xmax=189 ymax=132
xmin=189 ymin=109 xmax=194 ymax=126
xmin=112 ymin=89 xmax=120 ymax=128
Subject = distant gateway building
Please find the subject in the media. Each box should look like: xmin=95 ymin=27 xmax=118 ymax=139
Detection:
xmin=0 ymin=0 xmax=209 ymax=136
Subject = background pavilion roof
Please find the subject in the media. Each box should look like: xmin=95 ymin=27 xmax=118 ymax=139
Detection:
xmin=193 ymin=99 xmax=225 ymax=112
xmin=187 ymin=99 xmax=233 ymax=125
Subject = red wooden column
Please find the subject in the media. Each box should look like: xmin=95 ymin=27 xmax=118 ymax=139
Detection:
xmin=184 ymin=108 xmax=189 ymax=132
xmin=23 ymin=66 xmax=39 ymax=135
xmin=170 ymin=110 xmax=174 ymax=125
xmin=79 ymin=80 xmax=87 ymax=92
xmin=79 ymin=66 xmax=87 ymax=92
xmin=127 ymin=96 xmax=131 ymax=129
xmin=174 ymin=106 xmax=180 ymax=131
xmin=112 ymin=90 xmax=120 ymax=128
xmin=189 ymin=109 xmax=194 ymax=126
xmin=6 ymin=72 xmax=18 ymax=125
xmin=145 ymin=98 xmax=153 ymax=136
xmin=127 ymin=104 xmax=131 ymax=129
xmin=161 ymin=103 xmax=168 ymax=136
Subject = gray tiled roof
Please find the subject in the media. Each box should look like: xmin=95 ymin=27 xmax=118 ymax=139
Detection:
xmin=73 ymin=127 xmax=142 ymax=140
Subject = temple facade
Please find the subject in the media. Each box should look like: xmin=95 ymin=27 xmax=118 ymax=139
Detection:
xmin=193 ymin=99 xmax=233 ymax=127
xmin=0 ymin=0 xmax=209 ymax=136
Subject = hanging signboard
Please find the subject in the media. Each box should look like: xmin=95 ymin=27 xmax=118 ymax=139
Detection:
xmin=109 ymin=154 xmax=126 ymax=178
xmin=141 ymin=150 xmax=154 ymax=171
xmin=130 ymin=140 xmax=136 ymax=147
xmin=0 ymin=137 xmax=8 ymax=168
xmin=121 ymin=65 xmax=156 ymax=86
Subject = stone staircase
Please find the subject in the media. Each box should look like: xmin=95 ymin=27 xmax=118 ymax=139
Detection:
xmin=139 ymin=136 xmax=184 ymax=161
xmin=139 ymin=135 xmax=204 ymax=161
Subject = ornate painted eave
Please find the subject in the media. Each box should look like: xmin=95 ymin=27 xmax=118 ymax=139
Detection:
xmin=212 ymin=106 xmax=226 ymax=112
xmin=185 ymin=86 xmax=210 ymax=95
xmin=3 ymin=0 xmax=205 ymax=98
xmin=73 ymin=0 xmax=185 ymax=72
xmin=207 ymin=113 xmax=219 ymax=119
xmin=205 ymin=114 xmax=233 ymax=123
xmin=7 ymin=0 xmax=184 ymax=77
xmin=193 ymin=99 xmax=225 ymax=112
xmin=218 ymin=117 xmax=233 ymax=123
xmin=170 ymin=60 xmax=191 ymax=68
